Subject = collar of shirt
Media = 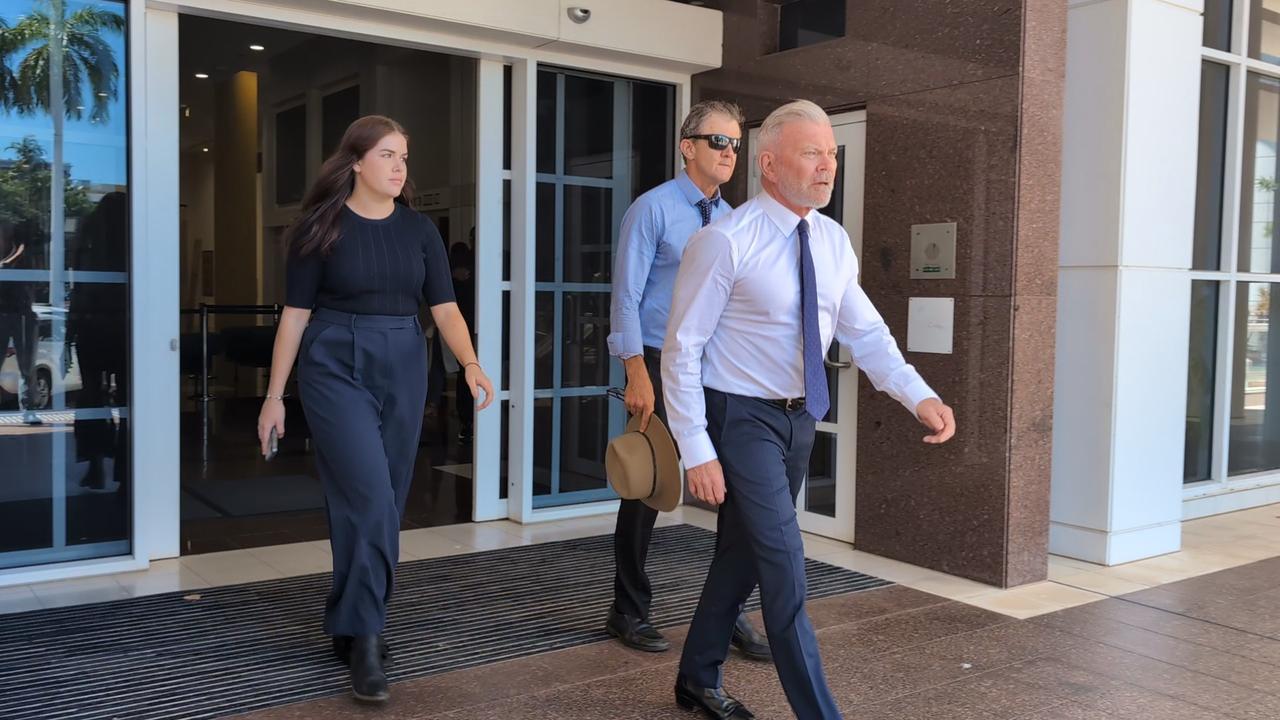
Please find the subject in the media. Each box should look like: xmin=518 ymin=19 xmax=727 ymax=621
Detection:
xmin=755 ymin=188 xmax=818 ymax=240
xmin=675 ymin=169 xmax=721 ymax=209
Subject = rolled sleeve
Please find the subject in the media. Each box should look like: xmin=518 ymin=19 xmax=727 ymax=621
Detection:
xmin=662 ymin=228 xmax=735 ymax=468
xmin=608 ymin=203 xmax=659 ymax=359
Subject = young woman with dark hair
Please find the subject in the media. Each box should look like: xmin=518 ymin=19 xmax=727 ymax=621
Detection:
xmin=257 ymin=115 xmax=493 ymax=703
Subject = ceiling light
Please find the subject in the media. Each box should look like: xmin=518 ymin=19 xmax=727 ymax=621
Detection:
xmin=249 ymin=44 xmax=265 ymax=51
xmin=194 ymin=73 xmax=209 ymax=79
xmin=202 ymin=146 xmax=209 ymax=152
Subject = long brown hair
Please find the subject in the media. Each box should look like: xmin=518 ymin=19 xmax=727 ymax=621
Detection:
xmin=286 ymin=115 xmax=415 ymax=257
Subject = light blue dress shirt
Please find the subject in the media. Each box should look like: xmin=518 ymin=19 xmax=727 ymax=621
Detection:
xmin=662 ymin=191 xmax=939 ymax=467
xmin=607 ymin=171 xmax=732 ymax=359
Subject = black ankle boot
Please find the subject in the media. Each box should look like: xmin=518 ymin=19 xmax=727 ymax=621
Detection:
xmin=349 ymin=634 xmax=389 ymax=703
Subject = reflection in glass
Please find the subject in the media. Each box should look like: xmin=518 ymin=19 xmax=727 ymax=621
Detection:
xmin=535 ymin=291 xmax=553 ymax=389
xmin=0 ymin=0 xmax=130 ymax=569
xmin=559 ymin=395 xmax=610 ymax=494
xmin=805 ymin=431 xmax=837 ymax=518
xmin=536 ymin=182 xmax=555 ymax=282
xmin=563 ymin=185 xmax=612 ymax=283
xmin=779 ymin=0 xmax=846 ymax=51
xmin=536 ymin=70 xmax=557 ymax=175
xmin=1196 ymin=62 xmax=1230 ymax=271
xmin=563 ymin=75 xmax=613 ymax=179
xmin=533 ymin=398 xmax=553 ymax=496
xmin=1185 ymin=281 xmax=1220 ymax=483
xmin=1240 ymin=73 xmax=1280 ymax=274
xmin=1206 ymin=0 xmax=1232 ymax=50
xmin=561 ymin=292 xmax=610 ymax=388
xmin=1252 ymin=0 xmax=1280 ymax=63
xmin=1229 ymin=282 xmax=1280 ymax=475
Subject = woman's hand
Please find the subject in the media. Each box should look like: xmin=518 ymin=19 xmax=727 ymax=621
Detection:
xmin=257 ymin=398 xmax=286 ymax=457
xmin=464 ymin=363 xmax=494 ymax=411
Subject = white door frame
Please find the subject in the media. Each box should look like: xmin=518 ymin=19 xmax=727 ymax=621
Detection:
xmin=746 ymin=110 xmax=866 ymax=542
xmin=141 ymin=4 xmax=696 ymax=535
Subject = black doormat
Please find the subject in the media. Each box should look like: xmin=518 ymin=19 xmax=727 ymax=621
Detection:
xmin=0 ymin=524 xmax=890 ymax=720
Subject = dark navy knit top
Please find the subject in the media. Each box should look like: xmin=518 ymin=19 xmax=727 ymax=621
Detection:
xmin=285 ymin=203 xmax=455 ymax=316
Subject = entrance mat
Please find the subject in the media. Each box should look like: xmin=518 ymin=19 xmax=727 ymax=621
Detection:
xmin=181 ymin=474 xmax=325 ymax=517
xmin=0 ymin=524 xmax=890 ymax=720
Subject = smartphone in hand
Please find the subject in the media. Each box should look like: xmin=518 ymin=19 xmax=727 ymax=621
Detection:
xmin=265 ymin=426 xmax=279 ymax=461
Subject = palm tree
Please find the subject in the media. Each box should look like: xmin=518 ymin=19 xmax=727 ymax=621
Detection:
xmin=2 ymin=0 xmax=123 ymax=351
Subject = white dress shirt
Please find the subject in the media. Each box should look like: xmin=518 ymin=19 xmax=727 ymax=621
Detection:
xmin=661 ymin=190 xmax=939 ymax=468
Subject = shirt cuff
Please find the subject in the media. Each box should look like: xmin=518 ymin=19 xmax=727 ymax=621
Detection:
xmin=606 ymin=329 xmax=644 ymax=359
xmin=675 ymin=431 xmax=718 ymax=469
xmin=901 ymin=378 xmax=940 ymax=418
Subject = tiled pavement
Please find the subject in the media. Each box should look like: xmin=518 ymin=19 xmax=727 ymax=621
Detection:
xmin=232 ymin=556 xmax=1280 ymax=719
xmin=7 ymin=504 xmax=1280 ymax=718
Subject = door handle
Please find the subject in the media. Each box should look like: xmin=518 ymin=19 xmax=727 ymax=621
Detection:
xmin=824 ymin=358 xmax=851 ymax=370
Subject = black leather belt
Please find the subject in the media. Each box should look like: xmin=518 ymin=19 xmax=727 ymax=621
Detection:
xmin=762 ymin=397 xmax=806 ymax=412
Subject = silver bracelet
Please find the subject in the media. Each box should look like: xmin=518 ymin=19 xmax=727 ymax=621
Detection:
xmin=265 ymin=393 xmax=284 ymax=401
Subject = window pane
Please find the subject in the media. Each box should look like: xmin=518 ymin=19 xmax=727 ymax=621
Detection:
xmin=321 ymin=85 xmax=360 ymax=157
xmin=536 ymin=182 xmax=555 ymax=282
xmin=779 ymin=0 xmax=846 ymax=52
xmin=1240 ymin=73 xmax=1280 ymax=274
xmin=533 ymin=397 xmax=553 ymax=496
xmin=274 ymin=104 xmax=306 ymax=205
xmin=562 ymin=185 xmax=612 ymax=283
xmin=563 ymin=75 xmax=613 ymax=179
xmin=535 ymin=291 xmax=554 ymax=389
xmin=1228 ymin=282 xmax=1280 ymax=475
xmin=537 ymin=70 xmax=557 ymax=175
xmin=558 ymin=395 xmax=611 ymax=494
xmin=1252 ymin=0 xmax=1280 ymax=63
xmin=1205 ymin=0 xmax=1232 ymax=51
xmin=1185 ymin=281 xmax=1220 ymax=483
xmin=0 ymin=0 xmax=131 ymax=569
xmin=805 ymin=431 xmax=837 ymax=517
xmin=1195 ymin=62 xmax=1229 ymax=271
xmin=561 ymin=292 xmax=610 ymax=389
xmin=631 ymin=81 xmax=675 ymax=200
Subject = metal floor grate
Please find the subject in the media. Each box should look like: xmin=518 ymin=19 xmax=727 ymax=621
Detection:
xmin=0 ymin=524 xmax=891 ymax=720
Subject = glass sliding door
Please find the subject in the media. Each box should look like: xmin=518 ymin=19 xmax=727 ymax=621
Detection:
xmin=526 ymin=67 xmax=673 ymax=509
xmin=0 ymin=0 xmax=131 ymax=569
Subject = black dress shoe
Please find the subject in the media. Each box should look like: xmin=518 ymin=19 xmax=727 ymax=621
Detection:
xmin=348 ymin=634 xmax=390 ymax=703
xmin=675 ymin=676 xmax=755 ymax=719
xmin=605 ymin=608 xmax=670 ymax=652
xmin=730 ymin=614 xmax=771 ymax=661
xmin=332 ymin=634 xmax=390 ymax=665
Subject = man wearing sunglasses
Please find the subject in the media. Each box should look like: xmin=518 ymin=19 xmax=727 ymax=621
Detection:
xmin=605 ymin=100 xmax=769 ymax=662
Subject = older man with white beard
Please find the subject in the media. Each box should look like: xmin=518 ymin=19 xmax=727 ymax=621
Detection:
xmin=661 ymin=100 xmax=957 ymax=719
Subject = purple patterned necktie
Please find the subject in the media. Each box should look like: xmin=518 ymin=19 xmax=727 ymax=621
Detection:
xmin=798 ymin=218 xmax=830 ymax=421
xmin=696 ymin=197 xmax=714 ymax=227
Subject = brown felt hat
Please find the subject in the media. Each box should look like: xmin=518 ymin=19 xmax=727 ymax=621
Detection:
xmin=604 ymin=414 xmax=681 ymax=512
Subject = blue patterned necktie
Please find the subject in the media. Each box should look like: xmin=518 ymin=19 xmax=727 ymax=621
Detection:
xmin=696 ymin=196 xmax=716 ymax=227
xmin=798 ymin=218 xmax=830 ymax=421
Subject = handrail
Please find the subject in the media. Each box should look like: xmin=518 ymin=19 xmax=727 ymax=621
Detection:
xmin=183 ymin=303 xmax=283 ymax=401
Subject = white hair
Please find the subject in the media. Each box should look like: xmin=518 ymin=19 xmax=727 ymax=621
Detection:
xmin=756 ymin=99 xmax=831 ymax=155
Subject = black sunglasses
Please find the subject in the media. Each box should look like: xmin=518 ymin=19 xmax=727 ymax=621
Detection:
xmin=684 ymin=133 xmax=741 ymax=154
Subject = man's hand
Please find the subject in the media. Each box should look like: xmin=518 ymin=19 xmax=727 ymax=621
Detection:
xmin=623 ymin=355 xmax=656 ymax=431
xmin=686 ymin=459 xmax=726 ymax=506
xmin=916 ymin=398 xmax=956 ymax=444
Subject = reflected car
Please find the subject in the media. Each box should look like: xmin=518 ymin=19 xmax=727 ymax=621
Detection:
xmin=0 ymin=305 xmax=83 ymax=409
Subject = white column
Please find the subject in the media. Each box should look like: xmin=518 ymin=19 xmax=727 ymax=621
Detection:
xmin=1051 ymin=0 xmax=1202 ymax=564
xmin=473 ymin=58 xmax=506 ymax=521
xmin=507 ymin=59 xmax=537 ymax=523
xmin=134 ymin=6 xmax=182 ymax=560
